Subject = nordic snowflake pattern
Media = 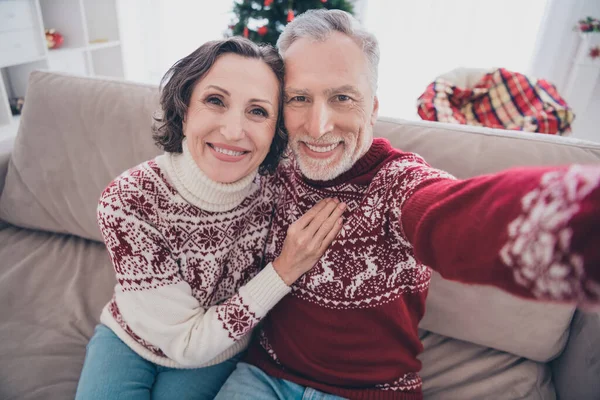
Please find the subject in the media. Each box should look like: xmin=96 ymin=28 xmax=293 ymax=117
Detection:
xmin=500 ymin=165 xmax=600 ymax=303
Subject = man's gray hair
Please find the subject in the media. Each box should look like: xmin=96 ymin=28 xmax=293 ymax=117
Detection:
xmin=277 ymin=9 xmax=380 ymax=92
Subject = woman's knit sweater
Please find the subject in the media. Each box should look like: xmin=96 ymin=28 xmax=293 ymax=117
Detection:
xmin=98 ymin=140 xmax=290 ymax=368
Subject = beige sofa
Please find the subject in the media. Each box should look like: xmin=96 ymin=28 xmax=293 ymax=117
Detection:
xmin=1 ymin=71 xmax=599 ymax=400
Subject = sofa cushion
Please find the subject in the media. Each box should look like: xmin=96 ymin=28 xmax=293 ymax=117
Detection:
xmin=0 ymin=71 xmax=161 ymax=242
xmin=0 ymin=225 xmax=114 ymax=400
xmin=419 ymin=329 xmax=555 ymax=399
xmin=421 ymin=272 xmax=572 ymax=362
xmin=374 ymin=117 xmax=600 ymax=361
xmin=551 ymin=310 xmax=600 ymax=399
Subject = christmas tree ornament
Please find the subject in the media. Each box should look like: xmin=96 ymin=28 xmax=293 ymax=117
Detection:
xmin=258 ymin=26 xmax=268 ymax=36
xmin=229 ymin=0 xmax=353 ymax=45
xmin=590 ymin=46 xmax=600 ymax=60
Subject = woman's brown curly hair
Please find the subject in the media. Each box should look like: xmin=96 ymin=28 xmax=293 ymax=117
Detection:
xmin=152 ymin=37 xmax=287 ymax=175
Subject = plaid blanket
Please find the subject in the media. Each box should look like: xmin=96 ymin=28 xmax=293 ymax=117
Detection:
xmin=417 ymin=68 xmax=574 ymax=135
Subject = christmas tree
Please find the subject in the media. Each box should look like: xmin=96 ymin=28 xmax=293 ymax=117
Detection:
xmin=229 ymin=0 xmax=354 ymax=46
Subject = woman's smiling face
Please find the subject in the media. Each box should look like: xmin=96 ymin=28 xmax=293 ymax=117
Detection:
xmin=183 ymin=53 xmax=280 ymax=183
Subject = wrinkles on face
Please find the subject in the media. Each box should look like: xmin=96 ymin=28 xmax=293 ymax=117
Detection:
xmin=283 ymin=33 xmax=378 ymax=181
xmin=182 ymin=54 xmax=280 ymax=183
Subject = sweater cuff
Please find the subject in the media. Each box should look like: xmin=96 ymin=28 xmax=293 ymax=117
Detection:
xmin=241 ymin=262 xmax=291 ymax=314
xmin=402 ymin=181 xmax=446 ymax=244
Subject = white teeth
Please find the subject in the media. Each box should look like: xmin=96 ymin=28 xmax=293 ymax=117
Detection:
xmin=305 ymin=142 xmax=338 ymax=153
xmin=212 ymin=146 xmax=245 ymax=156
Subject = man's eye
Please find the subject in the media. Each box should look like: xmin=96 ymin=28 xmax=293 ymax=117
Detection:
xmin=290 ymin=96 xmax=307 ymax=103
xmin=207 ymin=97 xmax=224 ymax=106
xmin=336 ymin=95 xmax=351 ymax=102
xmin=250 ymin=108 xmax=268 ymax=117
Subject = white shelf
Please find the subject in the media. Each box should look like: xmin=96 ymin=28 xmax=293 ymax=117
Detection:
xmin=47 ymin=46 xmax=87 ymax=54
xmin=0 ymin=0 xmax=124 ymax=129
xmin=88 ymin=40 xmax=120 ymax=51
xmin=0 ymin=115 xmax=20 ymax=142
xmin=1 ymin=55 xmax=47 ymax=68
xmin=46 ymin=40 xmax=121 ymax=54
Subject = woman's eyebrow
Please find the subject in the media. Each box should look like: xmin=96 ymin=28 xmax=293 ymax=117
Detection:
xmin=204 ymin=85 xmax=230 ymax=95
xmin=249 ymin=98 xmax=272 ymax=105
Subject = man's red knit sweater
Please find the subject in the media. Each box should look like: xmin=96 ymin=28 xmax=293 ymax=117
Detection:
xmin=246 ymin=138 xmax=600 ymax=400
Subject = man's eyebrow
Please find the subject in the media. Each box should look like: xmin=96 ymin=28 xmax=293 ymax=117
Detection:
xmin=284 ymin=88 xmax=310 ymax=96
xmin=204 ymin=85 xmax=230 ymax=96
xmin=325 ymin=85 xmax=362 ymax=97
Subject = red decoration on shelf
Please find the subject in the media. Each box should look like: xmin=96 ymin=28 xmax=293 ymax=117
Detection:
xmin=45 ymin=29 xmax=64 ymax=49
xmin=264 ymin=0 xmax=273 ymax=6
xmin=257 ymin=26 xmax=268 ymax=36
xmin=590 ymin=46 xmax=600 ymax=60
xmin=575 ymin=16 xmax=600 ymax=33
xmin=287 ymin=9 xmax=294 ymax=22
xmin=243 ymin=27 xmax=249 ymax=38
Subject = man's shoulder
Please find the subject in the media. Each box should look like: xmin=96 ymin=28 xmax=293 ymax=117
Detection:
xmin=376 ymin=150 xmax=431 ymax=177
xmin=372 ymin=149 xmax=455 ymax=192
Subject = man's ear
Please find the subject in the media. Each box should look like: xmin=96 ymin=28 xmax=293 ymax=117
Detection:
xmin=370 ymin=96 xmax=379 ymax=126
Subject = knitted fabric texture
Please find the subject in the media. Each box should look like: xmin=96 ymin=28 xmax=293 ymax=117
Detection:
xmin=246 ymin=138 xmax=600 ymax=400
xmin=97 ymin=146 xmax=290 ymax=369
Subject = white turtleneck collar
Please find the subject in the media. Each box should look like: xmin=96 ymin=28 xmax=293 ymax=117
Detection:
xmin=158 ymin=139 xmax=259 ymax=212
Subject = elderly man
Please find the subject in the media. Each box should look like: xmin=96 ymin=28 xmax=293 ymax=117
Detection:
xmin=216 ymin=9 xmax=600 ymax=400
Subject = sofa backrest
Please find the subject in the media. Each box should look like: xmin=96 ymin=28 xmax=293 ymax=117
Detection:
xmin=0 ymin=71 xmax=161 ymax=241
xmin=375 ymin=117 xmax=600 ymax=362
xmin=2 ymin=71 xmax=600 ymax=364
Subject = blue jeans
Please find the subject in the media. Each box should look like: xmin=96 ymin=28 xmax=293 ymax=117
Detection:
xmin=75 ymin=324 xmax=241 ymax=400
xmin=215 ymin=362 xmax=347 ymax=400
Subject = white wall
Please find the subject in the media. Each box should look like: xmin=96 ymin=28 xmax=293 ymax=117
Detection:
xmin=575 ymin=81 xmax=600 ymax=142
xmin=117 ymin=0 xmax=234 ymax=85
xmin=531 ymin=0 xmax=600 ymax=141
xmin=362 ymin=0 xmax=548 ymax=120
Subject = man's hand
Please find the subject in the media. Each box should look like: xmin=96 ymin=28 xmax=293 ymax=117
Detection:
xmin=273 ymin=198 xmax=345 ymax=286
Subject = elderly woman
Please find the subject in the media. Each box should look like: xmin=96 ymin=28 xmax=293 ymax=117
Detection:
xmin=75 ymin=37 xmax=346 ymax=400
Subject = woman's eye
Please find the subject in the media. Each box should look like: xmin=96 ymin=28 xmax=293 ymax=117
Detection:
xmin=207 ymin=97 xmax=224 ymax=106
xmin=250 ymin=108 xmax=268 ymax=117
xmin=336 ymin=95 xmax=351 ymax=102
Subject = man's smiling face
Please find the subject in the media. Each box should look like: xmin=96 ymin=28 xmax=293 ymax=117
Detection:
xmin=283 ymin=32 xmax=379 ymax=181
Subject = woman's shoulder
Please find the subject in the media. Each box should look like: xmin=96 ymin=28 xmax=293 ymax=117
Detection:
xmin=99 ymin=157 xmax=175 ymax=211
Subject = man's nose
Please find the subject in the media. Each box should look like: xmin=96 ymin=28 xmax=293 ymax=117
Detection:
xmin=306 ymin=102 xmax=334 ymax=139
xmin=220 ymin=111 xmax=245 ymax=141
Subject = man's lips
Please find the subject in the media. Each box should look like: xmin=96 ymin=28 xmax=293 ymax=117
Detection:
xmin=300 ymin=141 xmax=342 ymax=159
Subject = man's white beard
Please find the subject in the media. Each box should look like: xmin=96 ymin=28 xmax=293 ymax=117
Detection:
xmin=290 ymin=133 xmax=371 ymax=181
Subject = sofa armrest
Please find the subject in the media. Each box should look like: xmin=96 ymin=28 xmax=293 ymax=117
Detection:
xmin=551 ymin=310 xmax=600 ymax=399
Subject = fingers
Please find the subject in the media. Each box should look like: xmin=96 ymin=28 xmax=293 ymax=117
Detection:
xmin=303 ymin=200 xmax=340 ymax=237
xmin=318 ymin=216 xmax=343 ymax=253
xmin=294 ymin=198 xmax=332 ymax=230
xmin=313 ymin=201 xmax=346 ymax=243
